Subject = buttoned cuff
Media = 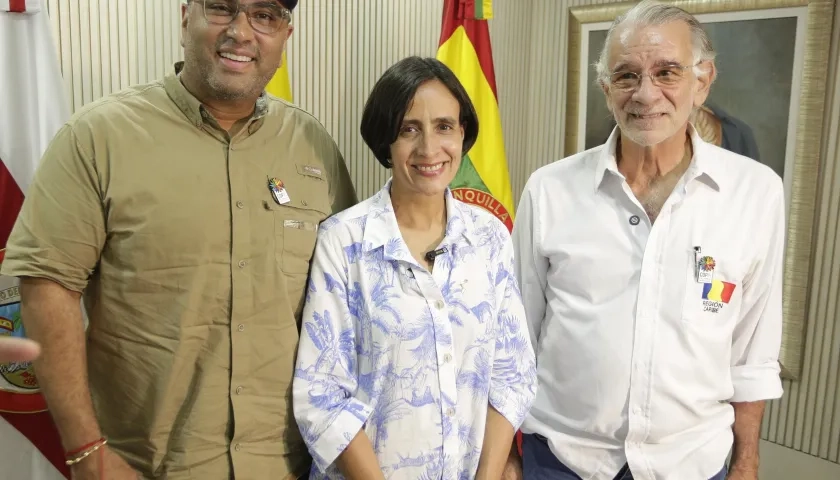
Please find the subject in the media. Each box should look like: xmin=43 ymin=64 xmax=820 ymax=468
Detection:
xmin=309 ymin=400 xmax=374 ymax=473
xmin=730 ymin=362 xmax=784 ymax=402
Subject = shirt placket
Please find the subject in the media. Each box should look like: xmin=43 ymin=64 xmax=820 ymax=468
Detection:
xmin=227 ymin=134 xmax=255 ymax=476
xmin=414 ymin=259 xmax=459 ymax=475
xmin=625 ymin=193 xmax=680 ymax=480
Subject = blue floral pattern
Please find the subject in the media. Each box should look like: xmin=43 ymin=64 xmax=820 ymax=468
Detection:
xmin=293 ymin=180 xmax=537 ymax=479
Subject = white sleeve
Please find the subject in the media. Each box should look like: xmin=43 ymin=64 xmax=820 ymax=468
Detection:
xmin=511 ymin=177 xmax=550 ymax=356
xmin=292 ymin=226 xmax=373 ymax=472
xmin=729 ymin=176 xmax=785 ymax=402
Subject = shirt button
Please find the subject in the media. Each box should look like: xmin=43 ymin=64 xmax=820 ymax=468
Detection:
xmin=633 ymin=406 xmax=642 ymax=415
xmin=234 ymin=443 xmax=241 ymax=451
xmin=236 ymin=201 xmax=244 ymax=209
xmin=435 ymin=300 xmax=445 ymax=309
xmin=443 ymin=354 xmax=452 ymax=363
xmin=446 ymin=407 xmax=455 ymax=417
xmin=237 ymin=324 xmax=245 ymax=332
xmin=235 ymin=386 xmax=243 ymax=394
xmin=238 ymin=260 xmax=247 ymax=268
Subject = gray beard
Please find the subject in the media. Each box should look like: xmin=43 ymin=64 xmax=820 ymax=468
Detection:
xmin=191 ymin=57 xmax=272 ymax=101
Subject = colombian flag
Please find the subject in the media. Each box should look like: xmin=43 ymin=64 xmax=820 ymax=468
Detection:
xmin=436 ymin=0 xmax=514 ymax=232
xmin=266 ymin=51 xmax=293 ymax=102
xmin=702 ymin=281 xmax=737 ymax=303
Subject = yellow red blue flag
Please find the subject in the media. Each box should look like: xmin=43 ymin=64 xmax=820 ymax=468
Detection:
xmin=436 ymin=0 xmax=514 ymax=231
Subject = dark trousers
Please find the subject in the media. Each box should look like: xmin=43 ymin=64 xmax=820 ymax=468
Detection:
xmin=521 ymin=433 xmax=727 ymax=480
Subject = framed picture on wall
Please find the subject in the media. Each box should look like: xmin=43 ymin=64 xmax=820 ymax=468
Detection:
xmin=564 ymin=0 xmax=836 ymax=379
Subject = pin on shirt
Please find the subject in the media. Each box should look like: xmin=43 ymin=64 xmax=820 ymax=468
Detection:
xmin=268 ymin=177 xmax=291 ymax=205
xmin=695 ymin=246 xmax=715 ymax=283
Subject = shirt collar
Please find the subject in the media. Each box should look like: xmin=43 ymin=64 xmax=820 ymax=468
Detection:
xmin=362 ymin=178 xmax=476 ymax=263
xmin=593 ymin=127 xmax=622 ymax=190
xmin=164 ymin=62 xmax=269 ymax=129
xmin=594 ymin=123 xmax=722 ymax=192
xmin=685 ymin=124 xmax=722 ymax=192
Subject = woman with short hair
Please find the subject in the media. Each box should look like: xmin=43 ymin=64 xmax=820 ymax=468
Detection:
xmin=292 ymin=56 xmax=537 ymax=480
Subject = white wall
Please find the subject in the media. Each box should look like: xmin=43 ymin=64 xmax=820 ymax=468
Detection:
xmin=44 ymin=0 xmax=840 ymax=474
xmin=45 ymin=0 xmax=183 ymax=111
xmin=285 ymin=0 xmax=444 ymax=199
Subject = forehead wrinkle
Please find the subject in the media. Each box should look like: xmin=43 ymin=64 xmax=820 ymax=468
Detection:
xmin=652 ymin=58 xmax=683 ymax=68
xmin=609 ymin=38 xmax=684 ymax=72
xmin=612 ymin=57 xmax=684 ymax=72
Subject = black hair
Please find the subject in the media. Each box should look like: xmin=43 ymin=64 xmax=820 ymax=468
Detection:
xmin=359 ymin=56 xmax=479 ymax=168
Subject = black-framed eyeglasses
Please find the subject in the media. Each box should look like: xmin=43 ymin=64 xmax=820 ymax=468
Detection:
xmin=196 ymin=0 xmax=291 ymax=35
xmin=608 ymin=62 xmax=699 ymax=91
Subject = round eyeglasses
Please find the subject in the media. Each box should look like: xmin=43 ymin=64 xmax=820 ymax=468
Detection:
xmin=198 ymin=0 xmax=291 ymax=35
xmin=609 ymin=63 xmax=697 ymax=91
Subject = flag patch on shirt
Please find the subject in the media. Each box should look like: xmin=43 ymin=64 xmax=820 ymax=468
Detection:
xmin=702 ymin=281 xmax=736 ymax=303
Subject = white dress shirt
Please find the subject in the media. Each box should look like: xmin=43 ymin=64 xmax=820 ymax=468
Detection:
xmin=294 ymin=180 xmax=537 ymax=479
xmin=512 ymin=126 xmax=784 ymax=480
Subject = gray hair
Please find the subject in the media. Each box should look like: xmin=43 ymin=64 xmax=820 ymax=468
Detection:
xmin=595 ymin=0 xmax=716 ymax=84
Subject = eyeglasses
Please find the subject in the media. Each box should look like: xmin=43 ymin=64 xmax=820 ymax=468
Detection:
xmin=608 ymin=63 xmax=698 ymax=91
xmin=197 ymin=0 xmax=291 ymax=35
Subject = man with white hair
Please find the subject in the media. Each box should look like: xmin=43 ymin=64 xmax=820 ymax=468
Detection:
xmin=505 ymin=1 xmax=784 ymax=479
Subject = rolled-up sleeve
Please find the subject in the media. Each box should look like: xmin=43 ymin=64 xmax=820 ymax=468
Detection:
xmin=0 ymin=124 xmax=105 ymax=292
xmin=730 ymin=176 xmax=785 ymax=402
xmin=292 ymin=226 xmax=373 ymax=472
xmin=488 ymin=230 xmax=538 ymax=429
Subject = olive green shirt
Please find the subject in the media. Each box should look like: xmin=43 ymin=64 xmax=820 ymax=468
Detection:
xmin=1 ymin=67 xmax=357 ymax=479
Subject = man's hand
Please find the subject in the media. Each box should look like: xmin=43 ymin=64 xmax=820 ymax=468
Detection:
xmin=70 ymin=446 xmax=140 ymax=480
xmin=725 ymin=466 xmax=758 ymax=480
xmin=501 ymin=451 xmax=523 ymax=480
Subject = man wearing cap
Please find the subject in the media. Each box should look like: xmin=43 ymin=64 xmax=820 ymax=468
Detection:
xmin=0 ymin=0 xmax=356 ymax=479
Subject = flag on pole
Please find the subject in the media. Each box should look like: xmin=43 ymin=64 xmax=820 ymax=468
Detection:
xmin=266 ymin=51 xmax=293 ymax=102
xmin=436 ymin=0 xmax=514 ymax=231
xmin=1 ymin=1 xmax=71 ymax=478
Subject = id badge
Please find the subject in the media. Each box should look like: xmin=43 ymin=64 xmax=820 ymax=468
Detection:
xmin=268 ymin=177 xmax=291 ymax=205
xmin=696 ymin=255 xmax=715 ymax=283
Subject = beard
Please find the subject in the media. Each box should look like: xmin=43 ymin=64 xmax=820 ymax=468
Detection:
xmin=615 ymin=110 xmax=683 ymax=147
xmin=204 ymin=61 xmax=274 ymax=100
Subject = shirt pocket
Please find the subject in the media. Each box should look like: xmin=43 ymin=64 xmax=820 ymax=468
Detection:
xmin=270 ymin=164 xmax=332 ymax=274
xmin=681 ymin=250 xmax=746 ymax=329
xmin=276 ymin=216 xmax=319 ymax=274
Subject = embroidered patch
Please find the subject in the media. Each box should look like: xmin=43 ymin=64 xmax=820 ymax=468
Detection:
xmin=283 ymin=219 xmax=318 ymax=231
xmin=302 ymin=165 xmax=322 ymax=176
